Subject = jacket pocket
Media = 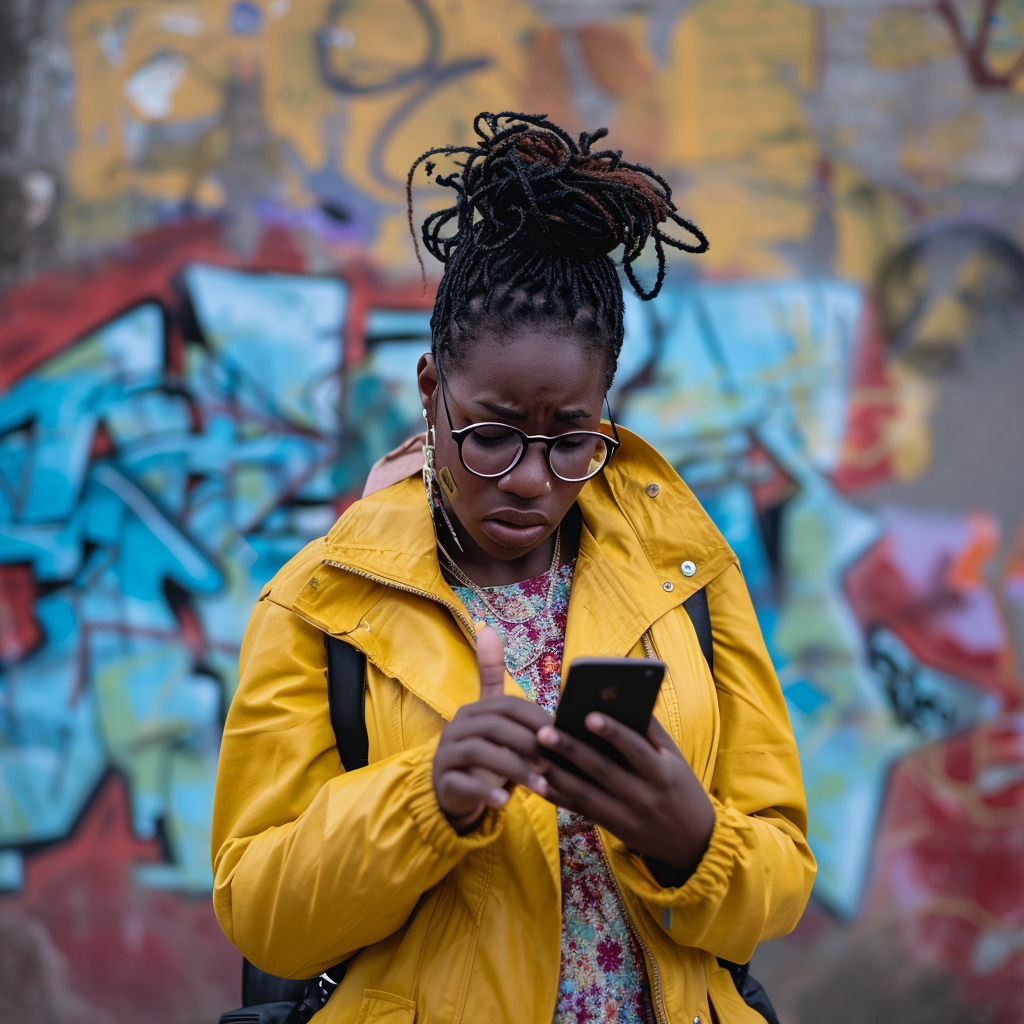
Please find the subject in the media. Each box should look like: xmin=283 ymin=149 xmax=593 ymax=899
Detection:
xmin=355 ymin=989 xmax=417 ymax=1024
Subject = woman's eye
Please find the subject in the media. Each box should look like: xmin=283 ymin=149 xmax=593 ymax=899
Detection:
xmin=554 ymin=436 xmax=585 ymax=451
xmin=471 ymin=429 xmax=516 ymax=448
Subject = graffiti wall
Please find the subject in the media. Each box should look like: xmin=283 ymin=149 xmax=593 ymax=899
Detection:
xmin=2 ymin=2 xmax=1024 ymax=1022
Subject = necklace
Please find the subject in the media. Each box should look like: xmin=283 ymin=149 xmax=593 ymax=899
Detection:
xmin=439 ymin=529 xmax=572 ymax=680
xmin=437 ymin=527 xmax=562 ymax=626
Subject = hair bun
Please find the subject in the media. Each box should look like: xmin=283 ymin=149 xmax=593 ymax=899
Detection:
xmin=407 ymin=111 xmax=708 ymax=300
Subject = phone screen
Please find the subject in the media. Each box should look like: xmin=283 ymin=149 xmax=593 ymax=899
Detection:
xmin=551 ymin=657 xmax=666 ymax=775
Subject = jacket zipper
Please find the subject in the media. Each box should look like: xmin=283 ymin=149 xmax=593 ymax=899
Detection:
xmin=641 ymin=630 xmax=657 ymax=661
xmin=634 ymin=626 xmax=667 ymax=1019
xmin=595 ymin=829 xmax=668 ymax=1024
xmin=321 ymin=559 xmax=479 ymax=643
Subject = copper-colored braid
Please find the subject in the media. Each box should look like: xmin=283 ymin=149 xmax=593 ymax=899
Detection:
xmin=406 ymin=112 xmax=709 ymax=383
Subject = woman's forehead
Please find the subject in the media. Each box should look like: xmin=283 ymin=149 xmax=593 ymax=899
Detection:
xmin=443 ymin=336 xmax=607 ymax=416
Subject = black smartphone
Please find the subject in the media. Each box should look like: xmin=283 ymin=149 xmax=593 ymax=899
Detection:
xmin=549 ymin=657 xmax=666 ymax=777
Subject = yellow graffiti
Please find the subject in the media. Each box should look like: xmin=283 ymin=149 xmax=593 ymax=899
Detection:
xmin=63 ymin=0 xmax=840 ymax=276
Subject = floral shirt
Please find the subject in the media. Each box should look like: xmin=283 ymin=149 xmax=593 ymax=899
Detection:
xmin=453 ymin=565 xmax=656 ymax=1024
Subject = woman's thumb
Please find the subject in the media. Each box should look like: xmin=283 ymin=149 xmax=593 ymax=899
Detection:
xmin=476 ymin=625 xmax=506 ymax=701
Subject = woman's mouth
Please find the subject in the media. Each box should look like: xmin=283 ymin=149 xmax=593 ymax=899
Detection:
xmin=480 ymin=517 xmax=549 ymax=548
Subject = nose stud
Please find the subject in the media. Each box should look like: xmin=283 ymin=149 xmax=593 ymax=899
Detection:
xmin=545 ymin=480 xmax=552 ymax=492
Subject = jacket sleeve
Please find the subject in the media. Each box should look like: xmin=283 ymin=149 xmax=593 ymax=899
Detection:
xmin=608 ymin=562 xmax=816 ymax=963
xmin=210 ymin=593 xmax=502 ymax=979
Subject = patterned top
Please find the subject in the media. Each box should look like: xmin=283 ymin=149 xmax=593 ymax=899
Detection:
xmin=453 ymin=565 xmax=656 ymax=1024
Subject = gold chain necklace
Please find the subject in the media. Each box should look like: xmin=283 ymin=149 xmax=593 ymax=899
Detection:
xmin=437 ymin=527 xmax=562 ymax=625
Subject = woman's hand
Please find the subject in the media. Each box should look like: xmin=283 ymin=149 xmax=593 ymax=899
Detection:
xmin=536 ymin=713 xmax=715 ymax=878
xmin=433 ymin=627 xmax=552 ymax=831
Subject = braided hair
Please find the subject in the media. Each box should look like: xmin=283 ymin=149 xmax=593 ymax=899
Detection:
xmin=406 ymin=111 xmax=708 ymax=386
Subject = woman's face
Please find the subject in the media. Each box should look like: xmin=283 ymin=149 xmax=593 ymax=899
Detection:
xmin=417 ymin=328 xmax=610 ymax=566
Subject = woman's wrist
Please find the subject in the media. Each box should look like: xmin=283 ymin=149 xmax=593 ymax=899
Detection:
xmin=640 ymin=792 xmax=715 ymax=885
xmin=447 ymin=804 xmax=486 ymax=834
xmin=643 ymin=855 xmax=694 ymax=889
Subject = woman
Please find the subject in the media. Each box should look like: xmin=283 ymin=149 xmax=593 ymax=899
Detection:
xmin=212 ymin=112 xmax=815 ymax=1024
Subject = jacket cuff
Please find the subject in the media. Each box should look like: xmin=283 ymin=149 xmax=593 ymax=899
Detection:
xmin=643 ymin=855 xmax=691 ymax=890
xmin=406 ymin=746 xmax=504 ymax=855
xmin=610 ymin=795 xmax=747 ymax=915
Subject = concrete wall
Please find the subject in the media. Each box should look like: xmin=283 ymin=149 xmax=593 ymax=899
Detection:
xmin=1 ymin=2 xmax=1024 ymax=1021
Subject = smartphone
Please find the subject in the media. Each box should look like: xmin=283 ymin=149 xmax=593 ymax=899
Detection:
xmin=549 ymin=657 xmax=666 ymax=777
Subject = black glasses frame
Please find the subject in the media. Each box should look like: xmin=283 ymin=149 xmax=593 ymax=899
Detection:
xmin=438 ymin=374 xmax=621 ymax=482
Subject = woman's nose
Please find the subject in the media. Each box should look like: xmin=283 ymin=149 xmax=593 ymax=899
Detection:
xmin=497 ymin=441 xmax=554 ymax=498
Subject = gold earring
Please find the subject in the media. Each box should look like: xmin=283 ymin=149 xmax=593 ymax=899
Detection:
xmin=422 ymin=425 xmax=437 ymax=496
xmin=423 ymin=426 xmax=463 ymax=552
xmin=438 ymin=465 xmax=459 ymax=501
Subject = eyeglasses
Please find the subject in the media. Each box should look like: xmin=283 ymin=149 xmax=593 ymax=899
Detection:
xmin=438 ymin=374 xmax=620 ymax=482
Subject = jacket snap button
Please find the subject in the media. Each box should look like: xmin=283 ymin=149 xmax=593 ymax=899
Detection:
xmin=309 ymin=577 xmax=319 ymax=589
xmin=645 ymin=482 xmax=660 ymax=497
xmin=681 ymin=560 xmax=696 ymax=577
xmin=662 ymin=581 xmax=674 ymax=592
xmin=693 ymin=1017 xmax=702 ymax=1024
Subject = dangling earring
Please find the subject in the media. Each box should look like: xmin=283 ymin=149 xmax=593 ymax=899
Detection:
xmin=422 ymin=424 xmax=438 ymax=508
xmin=438 ymin=465 xmax=459 ymax=502
xmin=423 ymin=424 xmax=464 ymax=552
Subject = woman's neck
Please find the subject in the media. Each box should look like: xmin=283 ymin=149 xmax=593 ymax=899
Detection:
xmin=439 ymin=504 xmax=581 ymax=588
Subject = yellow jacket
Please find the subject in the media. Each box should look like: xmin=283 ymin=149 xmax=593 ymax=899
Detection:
xmin=212 ymin=428 xmax=815 ymax=1024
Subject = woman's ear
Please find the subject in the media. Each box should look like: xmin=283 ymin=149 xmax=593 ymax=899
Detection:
xmin=416 ymin=353 xmax=438 ymax=424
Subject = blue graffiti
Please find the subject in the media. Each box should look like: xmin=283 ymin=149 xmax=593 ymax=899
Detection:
xmin=0 ymin=269 xmax=1007 ymax=915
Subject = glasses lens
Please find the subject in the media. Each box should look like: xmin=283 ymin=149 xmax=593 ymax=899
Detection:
xmin=461 ymin=425 xmax=524 ymax=476
xmin=550 ymin=434 xmax=610 ymax=481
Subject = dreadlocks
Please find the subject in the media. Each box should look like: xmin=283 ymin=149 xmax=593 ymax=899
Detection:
xmin=406 ymin=111 xmax=709 ymax=385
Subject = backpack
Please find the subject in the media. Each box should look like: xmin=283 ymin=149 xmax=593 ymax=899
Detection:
xmin=219 ymin=587 xmax=780 ymax=1024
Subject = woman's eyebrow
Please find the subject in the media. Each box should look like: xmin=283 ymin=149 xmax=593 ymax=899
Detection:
xmin=477 ymin=401 xmax=593 ymax=422
xmin=478 ymin=400 xmax=526 ymax=419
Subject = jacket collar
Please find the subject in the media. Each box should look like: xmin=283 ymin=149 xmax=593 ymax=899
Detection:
xmin=286 ymin=428 xmax=736 ymax=715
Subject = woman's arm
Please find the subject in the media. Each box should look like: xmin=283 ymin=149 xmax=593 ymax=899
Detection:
xmin=537 ymin=561 xmax=815 ymax=963
xmin=210 ymin=596 xmax=503 ymax=979
xmin=603 ymin=561 xmax=816 ymax=963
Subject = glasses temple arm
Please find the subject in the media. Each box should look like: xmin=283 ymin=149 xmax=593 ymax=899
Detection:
xmin=604 ymin=396 xmax=621 ymax=445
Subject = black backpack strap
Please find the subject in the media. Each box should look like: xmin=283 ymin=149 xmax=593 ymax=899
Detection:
xmin=645 ymin=587 xmax=713 ymax=890
xmin=317 ymin=637 xmax=366 ymax=998
xmin=323 ymin=634 xmax=368 ymax=772
xmin=681 ymin=585 xmax=778 ymax=1024
xmin=716 ymin=960 xmax=781 ymax=1024
xmin=230 ymin=636 xmax=367 ymax=1020
xmin=241 ymin=957 xmax=306 ymax=1007
xmin=682 ymin=584 xmax=713 ymax=675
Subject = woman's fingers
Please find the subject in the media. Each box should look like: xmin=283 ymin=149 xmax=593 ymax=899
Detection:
xmin=450 ymin=716 xmax=550 ymax=771
xmin=462 ymin=694 xmax=552 ymax=730
xmin=476 ymin=625 xmax=506 ymax=701
xmin=536 ymin=724 xmax=636 ymax=794
xmin=434 ymin=638 xmax=556 ymax=827
xmin=450 ymin=698 xmax=552 ymax=771
xmin=443 ymin=736 xmax=548 ymax=791
xmin=439 ymin=770 xmax=510 ymax=809
xmin=541 ymin=761 xmax=619 ymax=820
xmin=583 ymin=714 xmax=661 ymax=774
